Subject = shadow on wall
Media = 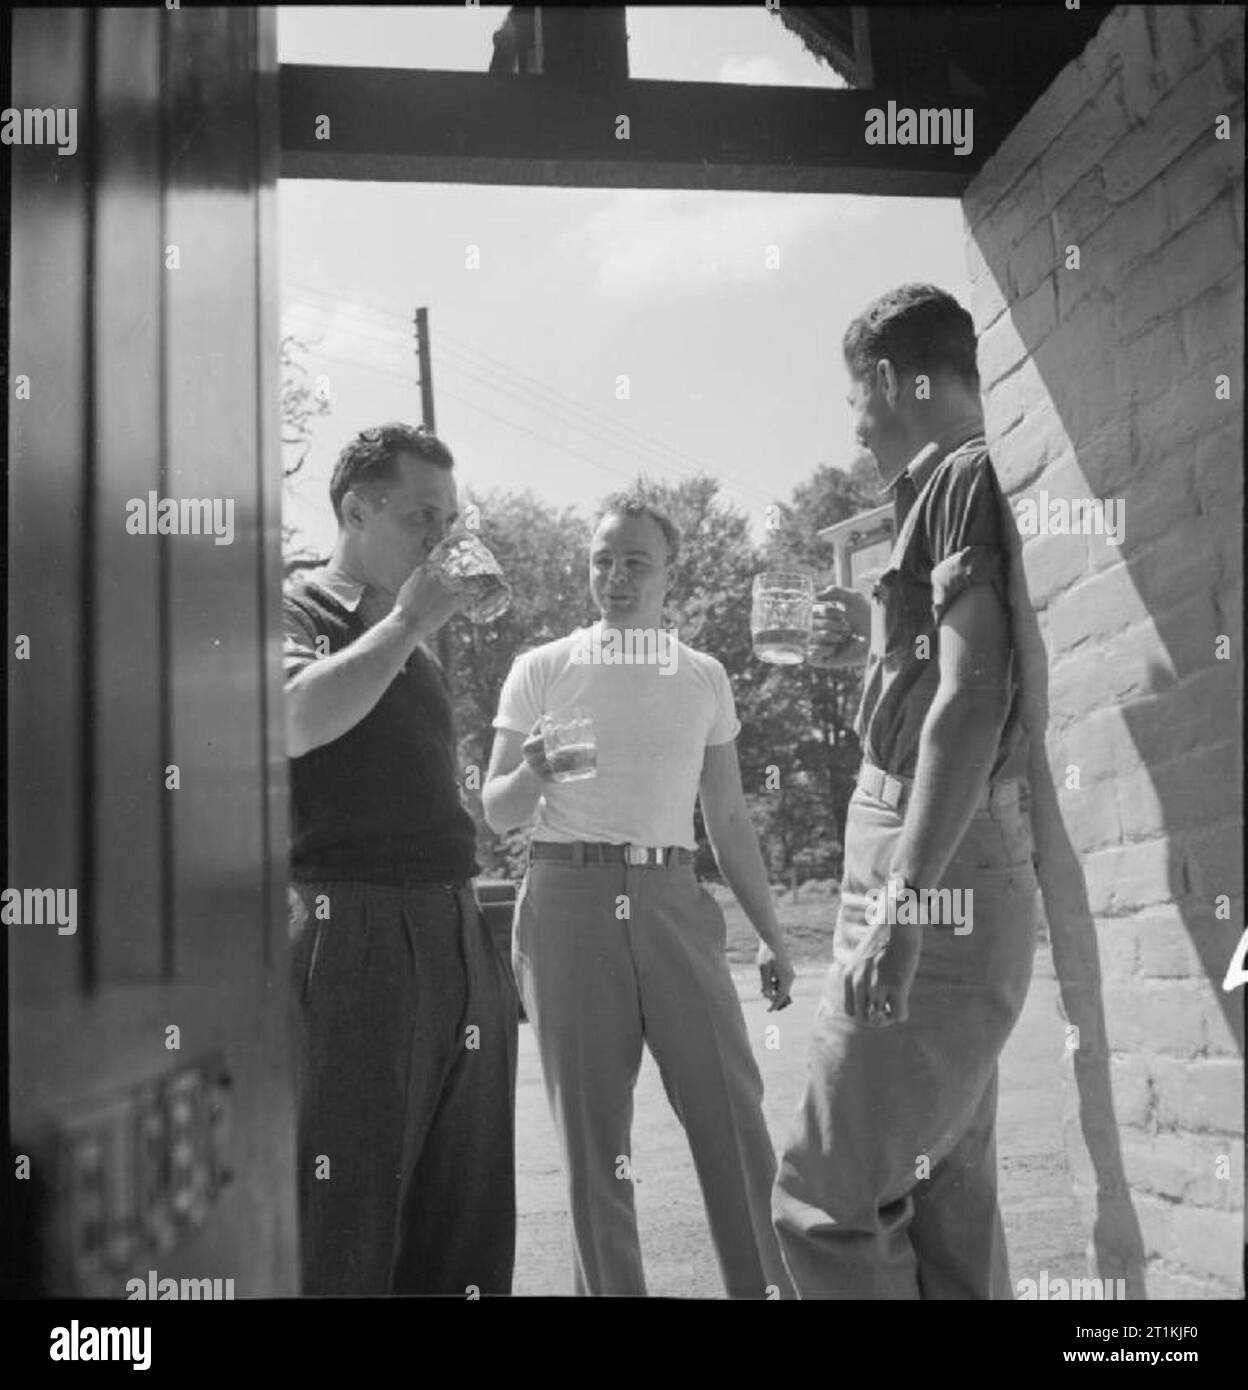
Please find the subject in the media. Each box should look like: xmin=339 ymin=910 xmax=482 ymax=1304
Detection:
xmin=997 ymin=492 xmax=1149 ymax=1300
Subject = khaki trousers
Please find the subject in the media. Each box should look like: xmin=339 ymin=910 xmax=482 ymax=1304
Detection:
xmin=772 ymin=781 xmax=1038 ymax=1298
xmin=514 ymin=855 xmax=794 ymax=1298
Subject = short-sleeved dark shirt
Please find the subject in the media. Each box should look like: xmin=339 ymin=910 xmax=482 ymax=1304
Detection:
xmin=283 ymin=567 xmax=478 ymax=884
xmin=855 ymin=432 xmax=1028 ymax=783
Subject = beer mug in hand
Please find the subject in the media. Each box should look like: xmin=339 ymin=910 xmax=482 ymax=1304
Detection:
xmin=428 ymin=533 xmax=512 ymax=623
xmin=540 ymin=706 xmax=598 ymax=782
xmin=751 ymin=571 xmax=815 ymax=664
xmin=808 ymin=584 xmax=872 ymax=669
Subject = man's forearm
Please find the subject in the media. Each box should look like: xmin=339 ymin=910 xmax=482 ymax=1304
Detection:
xmin=888 ymin=688 xmax=1009 ymax=888
xmin=482 ymin=762 xmax=544 ymax=834
xmin=286 ymin=608 xmax=424 ymax=757
xmin=706 ymin=813 xmax=784 ymax=952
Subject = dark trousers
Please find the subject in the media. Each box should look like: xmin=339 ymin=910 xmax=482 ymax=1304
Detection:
xmin=288 ymin=879 xmax=518 ymax=1295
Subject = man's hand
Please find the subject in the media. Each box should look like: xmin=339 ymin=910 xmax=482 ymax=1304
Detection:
xmin=758 ymin=940 xmax=796 ymax=1011
xmin=394 ymin=560 xmax=465 ymax=639
xmin=844 ymin=918 xmax=922 ymax=1026
xmin=521 ymin=720 xmax=554 ymax=781
xmin=808 ymin=585 xmax=871 ymax=669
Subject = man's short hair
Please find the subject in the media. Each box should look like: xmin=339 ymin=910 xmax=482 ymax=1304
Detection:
xmin=329 ymin=422 xmax=454 ymax=524
xmin=843 ymin=283 xmax=979 ymax=388
xmin=597 ymin=496 xmax=681 ymax=566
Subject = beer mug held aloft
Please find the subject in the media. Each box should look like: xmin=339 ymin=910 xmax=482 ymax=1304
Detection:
xmin=429 ymin=533 xmax=512 ymax=623
xmin=751 ymin=571 xmax=815 ymax=665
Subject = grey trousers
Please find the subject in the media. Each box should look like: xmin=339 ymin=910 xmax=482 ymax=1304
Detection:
xmin=288 ymin=879 xmax=518 ymax=1295
xmin=772 ymin=781 xmax=1038 ymax=1298
xmin=514 ymin=855 xmax=794 ymax=1298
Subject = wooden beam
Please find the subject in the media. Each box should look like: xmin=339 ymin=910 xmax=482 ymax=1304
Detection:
xmin=536 ymin=6 xmax=628 ymax=79
xmin=851 ymin=7 xmax=873 ymax=89
xmin=279 ymin=65 xmax=1003 ymax=194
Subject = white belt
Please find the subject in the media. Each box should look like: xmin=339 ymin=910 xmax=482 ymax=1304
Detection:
xmin=857 ymin=762 xmax=1022 ymax=815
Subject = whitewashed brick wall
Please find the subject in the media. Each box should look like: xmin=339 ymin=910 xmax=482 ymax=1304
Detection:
xmin=964 ymin=4 xmax=1244 ymax=1298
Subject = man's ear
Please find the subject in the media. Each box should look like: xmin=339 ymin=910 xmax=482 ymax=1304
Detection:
xmin=341 ymin=488 xmax=369 ymax=531
xmin=876 ymin=358 xmax=900 ymax=407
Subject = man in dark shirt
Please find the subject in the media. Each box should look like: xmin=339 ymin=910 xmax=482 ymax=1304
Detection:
xmin=283 ymin=423 xmax=517 ymax=1295
xmin=772 ymin=285 xmax=1039 ymax=1298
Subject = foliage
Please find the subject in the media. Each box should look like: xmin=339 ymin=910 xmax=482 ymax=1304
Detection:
xmin=745 ymin=450 xmax=881 ymax=872
xmin=464 ymin=463 xmax=883 ymax=883
xmin=275 ymin=358 xmax=886 ymax=890
xmin=446 ymin=487 xmax=592 ymax=873
xmin=281 ymin=332 xmax=332 ymax=574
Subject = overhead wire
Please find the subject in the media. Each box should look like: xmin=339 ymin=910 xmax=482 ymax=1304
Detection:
xmin=286 ymin=298 xmax=692 ymax=487
xmin=285 ymin=286 xmax=723 ymax=488
xmin=287 ymin=341 xmax=654 ymax=492
xmin=283 ymin=281 xmax=784 ymax=512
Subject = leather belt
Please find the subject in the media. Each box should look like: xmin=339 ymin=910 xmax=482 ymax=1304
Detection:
xmin=857 ymin=762 xmax=1022 ymax=815
xmin=529 ymin=841 xmax=695 ymax=869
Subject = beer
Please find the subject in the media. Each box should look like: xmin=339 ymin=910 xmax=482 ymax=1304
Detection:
xmin=430 ymin=533 xmax=512 ymax=624
xmin=751 ymin=571 xmax=815 ymax=665
xmin=546 ymin=742 xmax=598 ymax=783
xmin=751 ymin=626 xmax=810 ymax=664
xmin=541 ymin=707 xmax=597 ymax=783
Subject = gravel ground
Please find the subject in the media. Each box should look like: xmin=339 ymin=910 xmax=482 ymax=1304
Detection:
xmin=512 ymin=896 xmax=1086 ymax=1297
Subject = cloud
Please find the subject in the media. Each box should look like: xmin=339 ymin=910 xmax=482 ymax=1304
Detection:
xmin=715 ymin=55 xmax=788 ymax=86
xmin=559 ymin=189 xmax=874 ymax=296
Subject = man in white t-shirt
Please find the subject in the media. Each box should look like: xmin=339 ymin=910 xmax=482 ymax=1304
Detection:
xmin=483 ymin=499 xmax=796 ymax=1298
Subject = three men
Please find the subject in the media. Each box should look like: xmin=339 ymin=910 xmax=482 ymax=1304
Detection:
xmin=772 ymin=284 xmax=1037 ymax=1298
xmin=283 ymin=423 xmax=518 ymax=1295
xmin=284 ymin=283 xmax=1035 ymax=1301
xmin=483 ymin=500 xmax=796 ymax=1298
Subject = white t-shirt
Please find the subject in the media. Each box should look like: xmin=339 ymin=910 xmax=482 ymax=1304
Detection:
xmin=492 ymin=622 xmax=741 ymax=849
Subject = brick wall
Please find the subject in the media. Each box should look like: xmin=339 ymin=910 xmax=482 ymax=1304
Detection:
xmin=963 ymin=5 xmax=1244 ymax=1298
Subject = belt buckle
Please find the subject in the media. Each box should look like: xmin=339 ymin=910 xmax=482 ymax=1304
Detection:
xmin=625 ymin=844 xmax=652 ymax=867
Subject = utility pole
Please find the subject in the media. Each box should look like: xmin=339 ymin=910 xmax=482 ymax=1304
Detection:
xmin=413 ymin=306 xmax=453 ymax=684
xmin=414 ymin=306 xmax=436 ymax=434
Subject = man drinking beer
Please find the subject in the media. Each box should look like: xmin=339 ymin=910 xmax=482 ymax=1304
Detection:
xmin=284 ymin=423 xmax=518 ymax=1295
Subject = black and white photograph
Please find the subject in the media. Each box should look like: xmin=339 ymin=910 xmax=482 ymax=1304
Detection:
xmin=3 ymin=0 xmax=1244 ymax=1359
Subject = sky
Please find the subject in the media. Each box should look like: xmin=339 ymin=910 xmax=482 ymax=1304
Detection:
xmin=278 ymin=5 xmax=973 ymax=557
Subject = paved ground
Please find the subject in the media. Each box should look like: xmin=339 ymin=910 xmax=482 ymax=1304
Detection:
xmin=512 ymin=942 xmax=1087 ymax=1297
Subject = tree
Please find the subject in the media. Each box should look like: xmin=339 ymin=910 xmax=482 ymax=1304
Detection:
xmin=598 ymin=471 xmax=759 ymax=677
xmin=753 ymin=453 xmax=882 ymax=867
xmin=596 ymin=473 xmax=768 ymax=875
xmin=746 ymin=773 xmax=835 ymax=881
xmin=445 ymin=487 xmax=591 ymax=874
xmin=281 ymin=331 xmax=332 ymax=575
xmin=763 ymin=452 xmax=881 ymax=574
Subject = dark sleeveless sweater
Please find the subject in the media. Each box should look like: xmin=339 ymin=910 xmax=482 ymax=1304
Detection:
xmin=284 ymin=575 xmax=479 ymax=884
